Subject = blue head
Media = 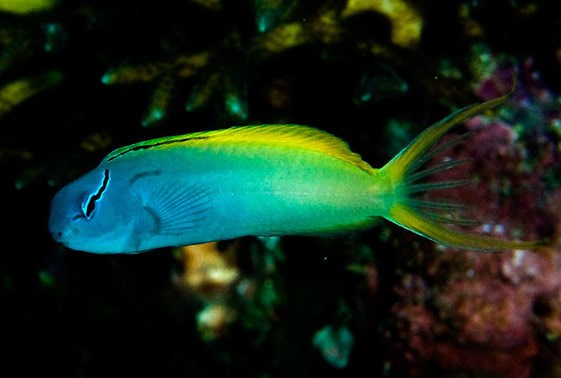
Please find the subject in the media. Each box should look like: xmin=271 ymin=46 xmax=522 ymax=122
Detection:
xmin=49 ymin=167 xmax=143 ymax=253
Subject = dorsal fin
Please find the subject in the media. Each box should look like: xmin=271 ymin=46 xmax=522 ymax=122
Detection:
xmin=105 ymin=125 xmax=373 ymax=172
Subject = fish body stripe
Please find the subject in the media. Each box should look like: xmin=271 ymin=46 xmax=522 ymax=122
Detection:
xmin=104 ymin=125 xmax=373 ymax=172
xmin=106 ymin=136 xmax=210 ymax=162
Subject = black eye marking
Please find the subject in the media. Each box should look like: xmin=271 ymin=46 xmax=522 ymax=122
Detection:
xmin=82 ymin=169 xmax=110 ymax=219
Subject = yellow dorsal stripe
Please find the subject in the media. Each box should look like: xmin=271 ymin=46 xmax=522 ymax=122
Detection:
xmin=106 ymin=125 xmax=373 ymax=172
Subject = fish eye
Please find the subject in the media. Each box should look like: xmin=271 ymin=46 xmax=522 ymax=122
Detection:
xmin=81 ymin=169 xmax=110 ymax=219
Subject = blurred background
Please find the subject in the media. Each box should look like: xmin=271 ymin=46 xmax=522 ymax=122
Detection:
xmin=2 ymin=0 xmax=561 ymax=377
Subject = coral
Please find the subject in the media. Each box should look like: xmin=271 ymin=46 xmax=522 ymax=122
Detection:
xmin=0 ymin=0 xmax=58 ymax=15
xmin=391 ymin=247 xmax=561 ymax=378
xmin=342 ymin=0 xmax=423 ymax=48
xmin=387 ymin=54 xmax=561 ymax=377
xmin=99 ymin=0 xmax=425 ymax=126
xmin=312 ymin=324 xmax=354 ymax=369
xmin=0 ymin=71 xmax=63 ymax=117
xmin=0 ymin=13 xmax=68 ymax=190
xmin=101 ymin=51 xmax=212 ymax=126
xmin=173 ymin=238 xmax=285 ymax=342
xmin=0 ymin=22 xmax=63 ymax=116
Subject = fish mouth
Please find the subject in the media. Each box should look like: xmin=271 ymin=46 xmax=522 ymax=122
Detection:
xmin=49 ymin=224 xmax=77 ymax=246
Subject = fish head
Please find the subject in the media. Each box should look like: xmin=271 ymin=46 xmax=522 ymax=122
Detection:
xmin=49 ymin=167 xmax=141 ymax=253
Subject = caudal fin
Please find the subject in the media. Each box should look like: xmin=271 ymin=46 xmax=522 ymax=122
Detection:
xmin=379 ymin=93 xmax=547 ymax=251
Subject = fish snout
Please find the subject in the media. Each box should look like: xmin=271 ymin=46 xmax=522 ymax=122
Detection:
xmin=48 ymin=201 xmax=77 ymax=246
xmin=48 ymin=221 xmax=76 ymax=245
xmin=50 ymin=228 xmax=65 ymax=243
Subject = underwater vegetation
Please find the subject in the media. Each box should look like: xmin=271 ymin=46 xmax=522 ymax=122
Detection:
xmin=2 ymin=1 xmax=561 ymax=377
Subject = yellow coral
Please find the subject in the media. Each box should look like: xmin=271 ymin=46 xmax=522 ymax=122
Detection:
xmin=258 ymin=22 xmax=307 ymax=55
xmin=175 ymin=242 xmax=240 ymax=299
xmin=343 ymin=0 xmax=423 ymax=48
xmin=0 ymin=71 xmax=63 ymax=117
xmin=0 ymin=0 xmax=58 ymax=14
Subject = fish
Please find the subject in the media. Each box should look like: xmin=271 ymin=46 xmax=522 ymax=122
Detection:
xmin=48 ymin=93 xmax=546 ymax=253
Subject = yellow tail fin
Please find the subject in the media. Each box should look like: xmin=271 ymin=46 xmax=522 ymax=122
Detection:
xmin=380 ymin=93 xmax=547 ymax=251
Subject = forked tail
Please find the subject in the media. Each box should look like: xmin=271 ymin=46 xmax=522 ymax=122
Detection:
xmin=379 ymin=93 xmax=547 ymax=251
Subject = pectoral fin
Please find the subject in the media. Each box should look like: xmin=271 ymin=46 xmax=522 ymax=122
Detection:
xmin=140 ymin=180 xmax=212 ymax=236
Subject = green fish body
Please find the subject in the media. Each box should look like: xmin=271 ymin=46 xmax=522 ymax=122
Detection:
xmin=49 ymin=95 xmax=544 ymax=253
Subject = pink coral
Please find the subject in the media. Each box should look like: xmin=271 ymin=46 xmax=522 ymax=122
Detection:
xmin=391 ymin=246 xmax=561 ymax=377
xmin=387 ymin=57 xmax=561 ymax=377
